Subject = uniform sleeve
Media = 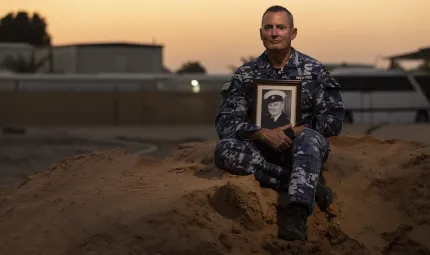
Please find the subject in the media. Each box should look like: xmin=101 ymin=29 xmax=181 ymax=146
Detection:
xmin=215 ymin=69 xmax=261 ymax=140
xmin=312 ymin=67 xmax=345 ymax=137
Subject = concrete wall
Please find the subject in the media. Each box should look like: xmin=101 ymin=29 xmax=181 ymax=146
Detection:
xmin=0 ymin=91 xmax=222 ymax=126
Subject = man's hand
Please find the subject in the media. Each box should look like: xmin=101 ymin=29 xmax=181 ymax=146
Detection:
xmin=253 ymin=125 xmax=293 ymax=152
xmin=292 ymin=125 xmax=307 ymax=137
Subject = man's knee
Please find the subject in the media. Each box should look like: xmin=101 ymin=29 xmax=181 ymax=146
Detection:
xmin=213 ymin=139 xmax=229 ymax=169
xmin=213 ymin=138 xmax=246 ymax=169
xmin=293 ymin=128 xmax=329 ymax=160
xmin=294 ymin=128 xmax=325 ymax=144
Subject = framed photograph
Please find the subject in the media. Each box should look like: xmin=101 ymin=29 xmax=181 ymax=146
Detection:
xmin=252 ymin=79 xmax=301 ymax=128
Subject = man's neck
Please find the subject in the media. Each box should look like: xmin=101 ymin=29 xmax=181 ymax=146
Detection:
xmin=266 ymin=47 xmax=292 ymax=69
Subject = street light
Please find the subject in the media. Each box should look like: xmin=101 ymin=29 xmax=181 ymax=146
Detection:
xmin=191 ymin=80 xmax=199 ymax=86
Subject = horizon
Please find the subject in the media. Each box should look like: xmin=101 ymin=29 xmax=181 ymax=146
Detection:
xmin=2 ymin=0 xmax=430 ymax=74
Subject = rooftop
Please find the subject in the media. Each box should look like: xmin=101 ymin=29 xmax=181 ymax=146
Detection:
xmin=0 ymin=43 xmax=34 ymax=49
xmin=53 ymin=42 xmax=163 ymax=49
xmin=385 ymin=47 xmax=430 ymax=60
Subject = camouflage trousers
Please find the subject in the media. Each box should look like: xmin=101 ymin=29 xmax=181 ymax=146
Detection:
xmin=213 ymin=128 xmax=330 ymax=214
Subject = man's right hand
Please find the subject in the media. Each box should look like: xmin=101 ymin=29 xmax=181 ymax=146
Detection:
xmin=252 ymin=125 xmax=293 ymax=152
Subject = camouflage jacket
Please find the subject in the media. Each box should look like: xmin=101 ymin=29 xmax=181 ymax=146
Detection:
xmin=215 ymin=47 xmax=345 ymax=140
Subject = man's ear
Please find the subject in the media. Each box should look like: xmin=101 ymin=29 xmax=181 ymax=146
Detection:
xmin=291 ymin=27 xmax=297 ymax=40
xmin=259 ymin=28 xmax=263 ymax=40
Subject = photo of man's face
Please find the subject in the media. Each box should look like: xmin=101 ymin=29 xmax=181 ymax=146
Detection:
xmin=254 ymin=82 xmax=298 ymax=128
xmin=263 ymin=90 xmax=286 ymax=117
xmin=258 ymin=89 xmax=293 ymax=129
xmin=268 ymin=101 xmax=284 ymax=116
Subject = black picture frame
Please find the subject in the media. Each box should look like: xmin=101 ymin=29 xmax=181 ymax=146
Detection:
xmin=251 ymin=79 xmax=302 ymax=128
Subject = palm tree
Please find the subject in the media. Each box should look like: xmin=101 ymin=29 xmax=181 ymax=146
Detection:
xmin=1 ymin=51 xmax=50 ymax=73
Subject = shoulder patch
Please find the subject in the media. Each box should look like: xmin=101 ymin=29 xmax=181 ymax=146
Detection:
xmin=222 ymin=82 xmax=231 ymax=91
xmin=328 ymin=76 xmax=341 ymax=88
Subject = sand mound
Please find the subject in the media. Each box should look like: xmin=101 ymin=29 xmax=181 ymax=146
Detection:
xmin=0 ymin=135 xmax=430 ymax=255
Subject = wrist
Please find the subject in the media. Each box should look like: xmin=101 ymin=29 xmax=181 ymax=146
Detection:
xmin=285 ymin=127 xmax=295 ymax=139
xmin=239 ymin=128 xmax=262 ymax=141
xmin=249 ymin=129 xmax=263 ymax=140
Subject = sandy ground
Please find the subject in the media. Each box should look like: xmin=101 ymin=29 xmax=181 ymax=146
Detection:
xmin=0 ymin=133 xmax=429 ymax=254
xmin=0 ymin=124 xmax=429 ymax=254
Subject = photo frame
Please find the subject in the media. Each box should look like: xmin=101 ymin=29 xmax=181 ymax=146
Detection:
xmin=251 ymin=79 xmax=301 ymax=128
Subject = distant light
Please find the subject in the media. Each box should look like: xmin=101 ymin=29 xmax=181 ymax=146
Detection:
xmin=192 ymin=85 xmax=200 ymax=93
xmin=191 ymin=80 xmax=199 ymax=86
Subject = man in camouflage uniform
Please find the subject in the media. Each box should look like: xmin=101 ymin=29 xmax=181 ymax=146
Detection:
xmin=213 ymin=5 xmax=345 ymax=241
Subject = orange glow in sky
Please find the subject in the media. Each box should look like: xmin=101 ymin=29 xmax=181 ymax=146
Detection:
xmin=2 ymin=0 xmax=430 ymax=73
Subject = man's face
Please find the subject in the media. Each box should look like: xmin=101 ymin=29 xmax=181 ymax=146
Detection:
xmin=268 ymin=101 xmax=284 ymax=116
xmin=260 ymin=11 xmax=297 ymax=51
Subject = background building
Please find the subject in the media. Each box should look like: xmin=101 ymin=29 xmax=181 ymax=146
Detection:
xmin=0 ymin=42 xmax=164 ymax=74
xmin=37 ymin=42 xmax=164 ymax=74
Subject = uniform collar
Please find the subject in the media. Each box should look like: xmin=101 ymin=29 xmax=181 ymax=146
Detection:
xmin=256 ymin=47 xmax=299 ymax=70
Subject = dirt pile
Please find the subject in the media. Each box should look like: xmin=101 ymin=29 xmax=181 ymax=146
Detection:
xmin=0 ymin=136 xmax=429 ymax=255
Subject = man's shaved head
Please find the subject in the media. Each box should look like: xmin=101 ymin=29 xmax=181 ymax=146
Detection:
xmin=262 ymin=5 xmax=294 ymax=29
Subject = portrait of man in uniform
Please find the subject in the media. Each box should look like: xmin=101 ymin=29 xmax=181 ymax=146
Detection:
xmin=253 ymin=79 xmax=301 ymax=128
xmin=261 ymin=90 xmax=291 ymax=129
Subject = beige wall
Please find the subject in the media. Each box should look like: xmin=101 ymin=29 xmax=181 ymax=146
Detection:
xmin=0 ymin=91 xmax=222 ymax=126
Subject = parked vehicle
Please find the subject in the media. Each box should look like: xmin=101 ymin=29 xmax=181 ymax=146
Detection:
xmin=331 ymin=68 xmax=430 ymax=124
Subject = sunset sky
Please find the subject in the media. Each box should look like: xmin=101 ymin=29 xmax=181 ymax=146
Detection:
xmin=2 ymin=0 xmax=430 ymax=74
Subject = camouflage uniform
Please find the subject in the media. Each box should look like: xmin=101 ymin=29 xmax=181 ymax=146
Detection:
xmin=213 ymin=48 xmax=345 ymax=215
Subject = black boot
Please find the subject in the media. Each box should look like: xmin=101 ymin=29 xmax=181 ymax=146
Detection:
xmin=315 ymin=181 xmax=333 ymax=212
xmin=278 ymin=203 xmax=308 ymax=241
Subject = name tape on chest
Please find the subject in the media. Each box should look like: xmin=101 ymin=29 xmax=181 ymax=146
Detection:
xmin=290 ymin=75 xmax=317 ymax=80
